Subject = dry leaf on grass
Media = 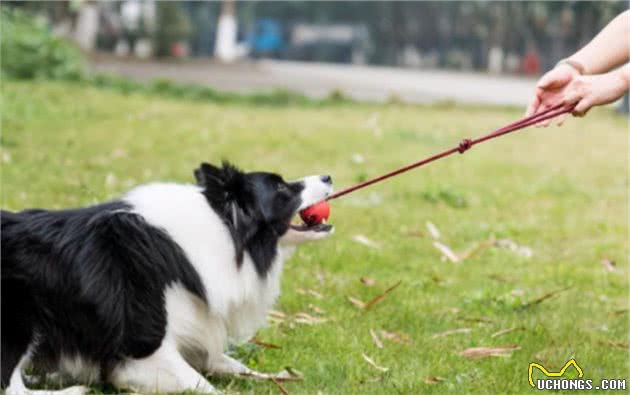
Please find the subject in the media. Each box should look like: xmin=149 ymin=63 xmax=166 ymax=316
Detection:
xmin=424 ymin=376 xmax=445 ymax=384
xmin=296 ymin=288 xmax=323 ymax=299
xmin=426 ymin=221 xmax=441 ymax=239
xmin=269 ymin=310 xmax=287 ymax=319
xmin=352 ymin=234 xmax=381 ymax=249
xmin=433 ymin=241 xmax=460 ymax=263
xmin=268 ymin=310 xmax=287 ymax=325
xmin=308 ymin=304 xmax=326 ymax=315
xmin=361 ymin=353 xmax=389 ymax=372
xmin=294 ymin=312 xmax=328 ymax=325
xmin=494 ymin=238 xmax=533 ymax=258
xmin=370 ymin=329 xmax=383 ymax=349
xmin=431 ymin=328 xmax=472 ymax=339
xmin=380 ymin=330 xmax=411 ymax=344
xmin=600 ymin=258 xmax=616 ymax=272
xmin=605 ymin=340 xmax=630 ymax=350
xmin=459 ymin=344 xmax=520 ymax=359
xmin=491 ymin=326 xmax=524 ymax=338
xmin=360 ymin=277 xmax=376 ymax=286
xmin=347 ymin=296 xmax=366 ymax=309
xmin=249 ymin=337 xmax=281 ymax=349
xmin=403 ymin=230 xmax=425 ymax=238
xmin=111 ymin=147 xmax=128 ymax=158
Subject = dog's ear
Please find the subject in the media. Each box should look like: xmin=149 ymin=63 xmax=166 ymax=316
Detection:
xmin=194 ymin=162 xmax=224 ymax=187
xmin=194 ymin=161 xmax=249 ymax=210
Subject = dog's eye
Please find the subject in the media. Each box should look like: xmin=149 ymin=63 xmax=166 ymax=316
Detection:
xmin=277 ymin=184 xmax=290 ymax=193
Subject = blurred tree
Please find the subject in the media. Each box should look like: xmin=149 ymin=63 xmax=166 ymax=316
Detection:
xmin=154 ymin=1 xmax=192 ymax=57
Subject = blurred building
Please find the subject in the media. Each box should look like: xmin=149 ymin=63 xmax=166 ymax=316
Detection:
xmin=17 ymin=0 xmax=627 ymax=75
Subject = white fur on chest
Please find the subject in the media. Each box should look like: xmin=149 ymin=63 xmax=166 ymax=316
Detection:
xmin=124 ymin=183 xmax=287 ymax=350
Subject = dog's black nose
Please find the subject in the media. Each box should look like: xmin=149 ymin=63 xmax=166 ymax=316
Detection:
xmin=320 ymin=175 xmax=332 ymax=184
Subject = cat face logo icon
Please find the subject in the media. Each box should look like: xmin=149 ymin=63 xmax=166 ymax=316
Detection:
xmin=528 ymin=359 xmax=583 ymax=387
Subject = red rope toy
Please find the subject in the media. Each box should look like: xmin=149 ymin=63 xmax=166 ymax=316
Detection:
xmin=299 ymin=103 xmax=574 ymax=225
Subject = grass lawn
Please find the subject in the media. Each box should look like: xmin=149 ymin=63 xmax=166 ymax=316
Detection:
xmin=2 ymin=81 xmax=628 ymax=395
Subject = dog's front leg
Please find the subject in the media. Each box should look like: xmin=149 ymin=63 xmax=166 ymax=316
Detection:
xmin=110 ymin=342 xmax=219 ymax=394
xmin=206 ymin=354 xmax=299 ymax=381
xmin=206 ymin=354 xmax=260 ymax=377
xmin=207 ymin=354 xmax=276 ymax=380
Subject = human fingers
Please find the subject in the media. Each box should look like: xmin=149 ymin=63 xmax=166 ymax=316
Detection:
xmin=537 ymin=66 xmax=574 ymax=90
xmin=535 ymin=103 xmax=554 ymax=127
xmin=525 ymin=94 xmax=541 ymax=117
xmin=572 ymin=98 xmax=592 ymax=117
xmin=555 ymin=113 xmax=569 ymax=126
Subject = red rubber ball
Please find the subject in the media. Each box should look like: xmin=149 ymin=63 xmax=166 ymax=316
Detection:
xmin=299 ymin=201 xmax=331 ymax=226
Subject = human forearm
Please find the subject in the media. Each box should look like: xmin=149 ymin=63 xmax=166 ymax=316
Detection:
xmin=562 ymin=63 xmax=630 ymax=116
xmin=618 ymin=63 xmax=630 ymax=88
xmin=568 ymin=10 xmax=630 ymax=74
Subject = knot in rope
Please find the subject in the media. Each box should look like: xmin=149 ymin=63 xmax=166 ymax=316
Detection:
xmin=458 ymin=138 xmax=473 ymax=154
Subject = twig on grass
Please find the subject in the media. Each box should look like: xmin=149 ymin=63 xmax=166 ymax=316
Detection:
xmin=361 ymin=353 xmax=389 ymax=372
xmin=270 ymin=377 xmax=289 ymax=395
xmin=458 ymin=237 xmax=496 ymax=261
xmin=456 ymin=316 xmax=494 ymax=325
xmin=347 ymin=281 xmax=402 ymax=310
xmin=520 ymin=287 xmax=572 ymax=309
xmin=364 ymin=281 xmax=402 ymax=310
xmin=249 ymin=337 xmax=281 ymax=349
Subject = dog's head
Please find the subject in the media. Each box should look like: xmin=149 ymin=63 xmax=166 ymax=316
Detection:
xmin=194 ymin=162 xmax=333 ymax=274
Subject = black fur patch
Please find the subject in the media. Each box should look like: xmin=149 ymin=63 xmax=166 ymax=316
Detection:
xmin=1 ymin=202 xmax=206 ymax=386
xmin=194 ymin=162 xmax=304 ymax=276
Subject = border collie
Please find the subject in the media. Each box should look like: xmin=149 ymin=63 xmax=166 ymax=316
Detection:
xmin=1 ymin=162 xmax=334 ymax=395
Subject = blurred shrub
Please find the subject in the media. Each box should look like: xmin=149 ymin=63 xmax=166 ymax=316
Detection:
xmin=1 ymin=8 xmax=84 ymax=80
xmin=154 ymin=2 xmax=193 ymax=57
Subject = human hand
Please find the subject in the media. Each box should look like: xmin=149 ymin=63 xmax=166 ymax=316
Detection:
xmin=562 ymin=71 xmax=629 ymax=117
xmin=526 ymin=63 xmax=581 ymax=126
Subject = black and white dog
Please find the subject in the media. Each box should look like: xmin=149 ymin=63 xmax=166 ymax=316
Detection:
xmin=1 ymin=162 xmax=334 ymax=394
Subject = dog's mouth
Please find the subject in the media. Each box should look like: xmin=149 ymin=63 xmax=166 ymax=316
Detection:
xmin=290 ymin=222 xmax=333 ymax=232
xmin=289 ymin=214 xmax=333 ymax=233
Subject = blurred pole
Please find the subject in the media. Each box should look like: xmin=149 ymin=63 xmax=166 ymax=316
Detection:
xmin=74 ymin=0 xmax=99 ymax=51
xmin=215 ymin=0 xmax=237 ymax=62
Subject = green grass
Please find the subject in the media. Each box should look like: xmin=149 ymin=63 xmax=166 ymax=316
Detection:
xmin=2 ymin=81 xmax=628 ymax=395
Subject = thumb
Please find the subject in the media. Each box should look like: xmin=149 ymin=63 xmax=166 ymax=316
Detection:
xmin=537 ymin=69 xmax=572 ymax=90
xmin=563 ymin=88 xmax=583 ymax=106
